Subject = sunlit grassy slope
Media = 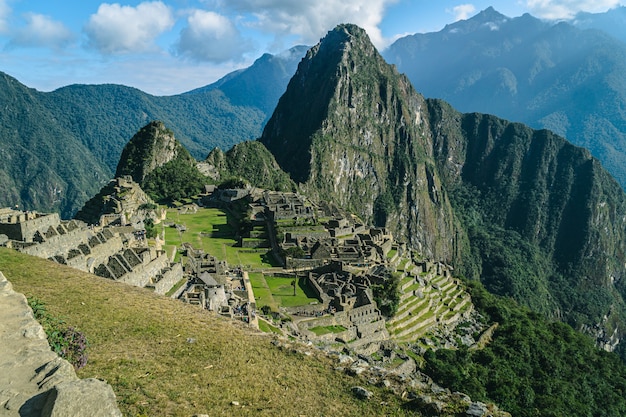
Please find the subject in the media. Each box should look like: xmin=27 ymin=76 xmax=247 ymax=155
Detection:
xmin=0 ymin=248 xmax=416 ymax=416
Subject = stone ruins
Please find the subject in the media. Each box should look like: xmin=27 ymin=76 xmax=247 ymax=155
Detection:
xmin=0 ymin=181 xmax=478 ymax=352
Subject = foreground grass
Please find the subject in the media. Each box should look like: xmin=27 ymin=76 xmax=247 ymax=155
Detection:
xmin=0 ymin=248 xmax=416 ymax=416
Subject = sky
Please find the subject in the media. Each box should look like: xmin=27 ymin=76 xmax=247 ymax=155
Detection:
xmin=0 ymin=0 xmax=623 ymax=96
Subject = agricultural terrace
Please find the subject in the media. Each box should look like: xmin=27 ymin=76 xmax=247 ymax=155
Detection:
xmin=162 ymin=207 xmax=278 ymax=269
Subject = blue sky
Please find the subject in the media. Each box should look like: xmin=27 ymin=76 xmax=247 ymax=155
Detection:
xmin=0 ymin=0 xmax=623 ymax=95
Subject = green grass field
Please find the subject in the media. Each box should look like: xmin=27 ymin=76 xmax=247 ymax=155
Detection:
xmin=162 ymin=207 xmax=279 ymax=269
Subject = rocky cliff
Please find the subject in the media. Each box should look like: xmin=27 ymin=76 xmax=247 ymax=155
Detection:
xmin=114 ymin=121 xmax=207 ymax=203
xmin=260 ymin=24 xmax=464 ymax=263
xmin=115 ymin=121 xmax=187 ymax=183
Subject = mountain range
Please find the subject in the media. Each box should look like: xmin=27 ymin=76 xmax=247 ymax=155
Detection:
xmin=0 ymin=45 xmax=307 ymax=218
xmin=383 ymin=6 xmax=626 ymax=189
xmin=6 ymin=6 xmax=626 ymax=220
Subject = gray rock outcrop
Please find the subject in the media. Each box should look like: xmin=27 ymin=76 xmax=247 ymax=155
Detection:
xmin=0 ymin=271 xmax=121 ymax=417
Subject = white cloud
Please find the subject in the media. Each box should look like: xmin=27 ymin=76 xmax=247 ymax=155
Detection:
xmin=84 ymin=1 xmax=174 ymax=54
xmin=447 ymin=4 xmax=477 ymax=21
xmin=525 ymin=0 xmax=623 ymax=19
xmin=225 ymin=0 xmax=397 ymax=50
xmin=8 ymin=13 xmax=74 ymax=49
xmin=174 ymin=9 xmax=251 ymax=62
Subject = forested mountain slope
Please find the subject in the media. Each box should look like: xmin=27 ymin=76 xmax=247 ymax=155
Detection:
xmin=0 ymin=46 xmax=305 ymax=218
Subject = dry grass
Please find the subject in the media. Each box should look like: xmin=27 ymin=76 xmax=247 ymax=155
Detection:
xmin=0 ymin=248 xmax=417 ymax=417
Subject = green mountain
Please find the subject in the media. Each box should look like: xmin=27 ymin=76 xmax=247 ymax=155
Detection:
xmin=0 ymin=47 xmax=305 ymax=218
xmin=0 ymin=73 xmax=109 ymax=217
xmin=204 ymin=141 xmax=296 ymax=192
xmin=260 ymin=24 xmax=463 ymax=263
xmin=259 ymin=24 xmax=626 ymax=354
xmin=115 ymin=121 xmax=207 ymax=204
xmin=383 ymin=7 xmax=626 ymax=190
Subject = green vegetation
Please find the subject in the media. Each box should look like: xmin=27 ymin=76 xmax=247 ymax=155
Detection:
xmin=249 ymin=272 xmax=319 ymax=310
xmin=257 ymin=319 xmax=282 ymax=334
xmin=27 ymin=297 xmax=89 ymax=369
xmin=309 ymin=325 xmax=347 ymax=336
xmin=163 ymin=207 xmax=278 ymax=269
xmin=423 ymin=280 xmax=626 ymax=417
xmin=142 ymin=156 xmax=207 ymax=203
xmin=372 ymin=273 xmax=401 ymax=318
xmin=206 ymin=141 xmax=296 ymax=192
xmin=1 ymin=248 xmax=412 ymax=417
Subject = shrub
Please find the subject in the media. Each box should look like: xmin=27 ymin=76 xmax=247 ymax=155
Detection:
xmin=28 ymin=297 xmax=89 ymax=369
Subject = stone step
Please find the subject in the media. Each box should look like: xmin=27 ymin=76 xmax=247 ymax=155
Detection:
xmin=389 ymin=300 xmax=431 ymax=328
xmin=388 ymin=306 xmax=433 ymax=334
xmin=393 ymin=296 xmax=429 ymax=321
xmin=393 ymin=314 xmax=437 ymax=340
xmin=400 ymin=276 xmax=415 ymax=291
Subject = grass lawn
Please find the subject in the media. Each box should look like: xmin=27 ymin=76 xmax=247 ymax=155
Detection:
xmin=265 ymin=276 xmax=319 ymax=308
xmin=258 ymin=319 xmax=282 ymax=334
xmin=309 ymin=325 xmax=347 ymax=336
xmin=248 ymin=272 xmax=277 ymax=311
xmin=163 ymin=207 xmax=280 ymax=269
xmin=0 ymin=248 xmax=413 ymax=417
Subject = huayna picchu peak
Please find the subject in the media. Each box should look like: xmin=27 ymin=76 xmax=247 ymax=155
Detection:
xmin=259 ymin=23 xmax=626 ymax=354
xmin=260 ymin=23 xmax=463 ymax=265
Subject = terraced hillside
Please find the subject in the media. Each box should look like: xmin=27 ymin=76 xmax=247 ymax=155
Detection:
xmin=387 ymin=256 xmax=474 ymax=343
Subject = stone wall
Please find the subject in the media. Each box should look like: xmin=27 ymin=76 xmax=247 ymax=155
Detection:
xmin=149 ymin=263 xmax=184 ymax=295
xmin=0 ymin=213 xmax=61 ymax=242
xmin=0 ymin=271 xmax=121 ymax=416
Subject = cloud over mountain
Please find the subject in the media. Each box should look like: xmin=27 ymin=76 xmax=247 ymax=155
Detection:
xmin=84 ymin=1 xmax=174 ymax=54
xmin=525 ymin=0 xmax=623 ymax=19
xmin=8 ymin=13 xmax=73 ymax=49
xmin=174 ymin=10 xmax=251 ymax=63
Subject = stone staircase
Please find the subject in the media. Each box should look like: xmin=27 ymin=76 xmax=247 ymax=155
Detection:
xmin=387 ymin=258 xmax=473 ymax=343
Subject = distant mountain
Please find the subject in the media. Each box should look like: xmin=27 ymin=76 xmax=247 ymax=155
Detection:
xmin=260 ymin=24 xmax=626 ymax=358
xmin=573 ymin=6 xmax=626 ymax=43
xmin=0 ymin=73 xmax=109 ymax=217
xmin=0 ymin=46 xmax=306 ymax=218
xmin=383 ymin=7 xmax=626 ymax=189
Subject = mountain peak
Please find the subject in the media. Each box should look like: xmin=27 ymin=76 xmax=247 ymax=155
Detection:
xmin=443 ymin=6 xmax=509 ymax=34
xmin=115 ymin=120 xmax=188 ymax=184
xmin=259 ymin=24 xmax=461 ymax=261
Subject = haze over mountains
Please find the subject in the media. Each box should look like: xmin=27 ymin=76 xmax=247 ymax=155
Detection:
xmin=384 ymin=6 xmax=626 ymax=188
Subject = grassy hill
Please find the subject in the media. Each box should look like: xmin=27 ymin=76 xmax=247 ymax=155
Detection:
xmin=0 ymin=248 xmax=415 ymax=417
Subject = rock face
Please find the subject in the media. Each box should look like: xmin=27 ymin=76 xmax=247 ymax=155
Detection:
xmin=115 ymin=120 xmax=185 ymax=184
xmin=0 ymin=271 xmax=121 ymax=416
xmin=260 ymin=24 xmax=464 ymax=262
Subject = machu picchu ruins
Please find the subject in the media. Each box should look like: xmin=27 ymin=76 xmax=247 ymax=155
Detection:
xmin=0 ymin=183 xmax=482 ymax=353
